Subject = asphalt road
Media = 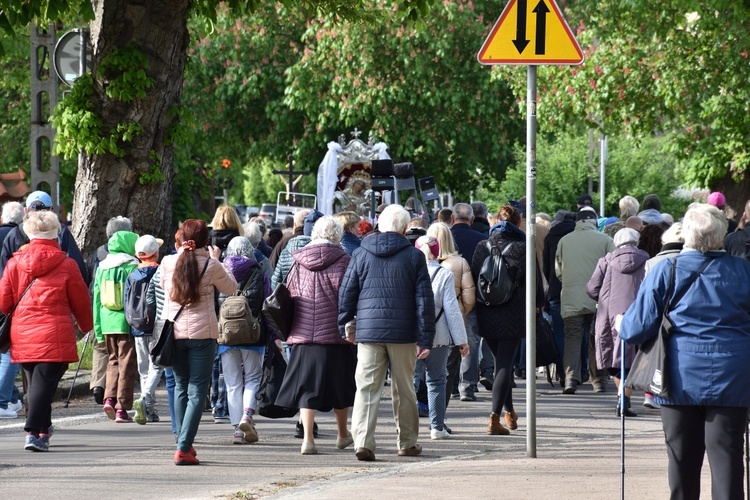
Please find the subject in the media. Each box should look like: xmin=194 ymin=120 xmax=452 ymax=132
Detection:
xmin=0 ymin=374 xmax=715 ymax=499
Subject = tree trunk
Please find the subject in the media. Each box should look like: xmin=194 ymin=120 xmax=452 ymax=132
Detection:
xmin=71 ymin=0 xmax=191 ymax=254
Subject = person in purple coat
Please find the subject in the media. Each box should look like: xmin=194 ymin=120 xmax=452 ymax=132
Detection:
xmin=586 ymin=228 xmax=649 ymax=417
xmin=275 ymin=216 xmax=354 ymax=455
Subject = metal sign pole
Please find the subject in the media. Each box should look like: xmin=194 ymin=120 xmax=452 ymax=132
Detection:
xmin=525 ymin=64 xmax=538 ymax=459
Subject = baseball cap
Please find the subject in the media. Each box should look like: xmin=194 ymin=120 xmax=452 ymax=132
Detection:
xmin=707 ymin=192 xmax=726 ymax=208
xmin=26 ymin=191 xmax=53 ymax=211
xmin=577 ymin=194 xmax=593 ymax=206
xmin=576 ymin=206 xmax=598 ymax=221
xmin=134 ymin=235 xmax=163 ymax=257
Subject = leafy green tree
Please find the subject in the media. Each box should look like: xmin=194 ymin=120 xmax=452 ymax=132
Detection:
xmin=477 ymin=133 xmax=690 ymax=218
xmin=0 ymin=0 xmax=436 ymax=253
xmin=494 ymin=0 xmax=750 ymax=209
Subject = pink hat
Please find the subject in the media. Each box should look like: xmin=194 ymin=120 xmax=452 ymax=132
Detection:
xmin=707 ymin=192 xmax=726 ymax=208
xmin=415 ymin=235 xmax=440 ymax=259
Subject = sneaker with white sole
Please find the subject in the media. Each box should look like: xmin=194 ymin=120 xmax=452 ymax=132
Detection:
xmin=133 ymin=398 xmax=147 ymax=425
xmin=238 ymin=416 xmax=258 ymax=443
xmin=103 ymin=398 xmax=116 ymax=420
xmin=0 ymin=407 xmax=18 ymax=419
xmin=7 ymin=400 xmax=23 ymax=412
xmin=115 ymin=409 xmax=133 ymax=423
xmin=232 ymin=427 xmax=248 ymax=444
xmin=643 ymin=394 xmax=661 ymax=409
xmin=24 ymin=434 xmax=48 ymax=452
xmin=431 ymin=428 xmax=451 ymax=440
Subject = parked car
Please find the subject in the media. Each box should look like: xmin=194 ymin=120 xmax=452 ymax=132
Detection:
xmin=259 ymin=203 xmax=277 ymax=226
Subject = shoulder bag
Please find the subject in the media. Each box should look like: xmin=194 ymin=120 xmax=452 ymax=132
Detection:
xmin=151 ymin=257 xmax=210 ymax=367
xmin=625 ymin=256 xmax=714 ymax=398
xmin=0 ymin=278 xmax=37 ymax=354
xmin=262 ymin=262 xmax=297 ymax=342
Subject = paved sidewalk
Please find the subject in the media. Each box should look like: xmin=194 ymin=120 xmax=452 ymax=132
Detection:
xmin=1 ymin=373 xmax=716 ymax=499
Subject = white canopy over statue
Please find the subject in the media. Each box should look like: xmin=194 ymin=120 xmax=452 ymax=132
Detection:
xmin=316 ymin=129 xmax=390 ymax=216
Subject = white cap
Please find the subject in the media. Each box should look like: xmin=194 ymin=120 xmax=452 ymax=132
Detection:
xmin=134 ymin=235 xmax=163 ymax=257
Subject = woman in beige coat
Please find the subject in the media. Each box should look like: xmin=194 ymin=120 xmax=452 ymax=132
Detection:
xmin=159 ymin=219 xmax=237 ymax=465
xmin=427 ymin=222 xmax=476 ymax=408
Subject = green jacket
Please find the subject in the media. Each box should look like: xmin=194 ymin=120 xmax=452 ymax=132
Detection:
xmin=93 ymin=231 xmax=139 ymax=341
xmin=555 ymin=221 xmax=616 ymax=319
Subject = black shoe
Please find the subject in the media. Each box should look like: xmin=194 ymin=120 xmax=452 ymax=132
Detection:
xmin=92 ymin=386 xmax=104 ymax=405
xmin=479 ymin=376 xmax=493 ymax=391
xmin=563 ymin=380 xmax=578 ymax=394
xmin=295 ymin=421 xmax=319 ymax=439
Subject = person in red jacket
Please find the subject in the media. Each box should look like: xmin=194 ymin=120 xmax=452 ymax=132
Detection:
xmin=0 ymin=211 xmax=93 ymax=452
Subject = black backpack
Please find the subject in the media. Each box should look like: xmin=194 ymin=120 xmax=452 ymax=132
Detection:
xmin=124 ymin=269 xmax=156 ymax=334
xmin=476 ymin=240 xmax=517 ymax=306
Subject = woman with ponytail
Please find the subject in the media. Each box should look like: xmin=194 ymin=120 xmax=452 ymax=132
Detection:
xmin=159 ymin=219 xmax=237 ymax=465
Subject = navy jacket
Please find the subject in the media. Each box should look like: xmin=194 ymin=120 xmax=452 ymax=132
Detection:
xmin=0 ymin=222 xmax=89 ymax=285
xmin=340 ymin=231 xmax=361 ymax=256
xmin=451 ymin=223 xmax=487 ymax=267
xmin=338 ymin=231 xmax=435 ymax=348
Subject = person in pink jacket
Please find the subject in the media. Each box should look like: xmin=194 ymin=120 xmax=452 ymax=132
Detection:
xmin=159 ymin=219 xmax=237 ymax=465
xmin=275 ymin=216 xmax=354 ymax=455
xmin=0 ymin=211 xmax=93 ymax=452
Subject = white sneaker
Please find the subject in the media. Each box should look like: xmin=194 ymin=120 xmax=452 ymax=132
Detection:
xmin=430 ymin=428 xmax=450 ymax=440
xmin=7 ymin=400 xmax=22 ymax=412
xmin=0 ymin=407 xmax=18 ymax=419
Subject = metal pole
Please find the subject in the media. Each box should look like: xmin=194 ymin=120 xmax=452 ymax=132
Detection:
xmin=620 ymin=338 xmax=626 ymax=499
xmin=525 ymin=64 xmax=537 ymax=458
xmin=599 ymin=134 xmax=607 ymax=217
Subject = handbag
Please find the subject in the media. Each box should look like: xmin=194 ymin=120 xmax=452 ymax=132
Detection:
xmin=625 ymin=256 xmax=714 ymax=398
xmin=261 ymin=262 xmax=298 ymax=342
xmin=535 ymin=313 xmax=558 ymax=368
xmin=256 ymin=342 xmax=298 ymax=419
xmin=0 ymin=278 xmax=37 ymax=354
xmin=150 ymin=258 xmax=210 ymax=367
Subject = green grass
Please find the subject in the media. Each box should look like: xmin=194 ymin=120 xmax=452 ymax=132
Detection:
xmin=68 ymin=336 xmax=94 ymax=371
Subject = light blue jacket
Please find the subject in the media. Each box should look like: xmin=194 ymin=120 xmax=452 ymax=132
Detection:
xmin=619 ymin=250 xmax=750 ymax=407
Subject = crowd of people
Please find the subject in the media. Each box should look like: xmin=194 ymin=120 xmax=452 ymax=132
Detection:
xmin=0 ymin=189 xmax=748 ymax=497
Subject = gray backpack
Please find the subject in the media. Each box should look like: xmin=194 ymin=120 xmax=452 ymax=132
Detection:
xmin=218 ymin=267 xmax=261 ymax=346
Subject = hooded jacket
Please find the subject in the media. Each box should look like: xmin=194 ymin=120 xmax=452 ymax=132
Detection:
xmin=286 ymin=242 xmax=350 ymax=345
xmin=555 ymin=221 xmax=616 ymax=318
xmin=93 ymin=231 xmax=139 ymax=340
xmin=217 ymin=254 xmax=271 ymax=349
xmin=620 ymin=251 xmax=750 ymax=407
xmin=338 ymin=231 xmax=435 ymax=348
xmin=586 ymin=245 xmax=649 ymax=370
xmin=0 ymin=239 xmax=93 ymax=363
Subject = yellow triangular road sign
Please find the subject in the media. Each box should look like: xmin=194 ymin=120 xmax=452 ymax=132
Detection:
xmin=478 ymin=0 xmax=584 ymax=65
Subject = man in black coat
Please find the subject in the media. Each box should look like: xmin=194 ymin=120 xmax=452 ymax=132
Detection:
xmin=470 ymin=201 xmax=491 ymax=236
xmin=451 ymin=203 xmax=494 ymax=400
xmin=0 ymin=191 xmax=88 ymax=285
xmin=724 ymin=199 xmax=750 ymax=257
xmin=339 ymin=204 xmax=435 ymax=462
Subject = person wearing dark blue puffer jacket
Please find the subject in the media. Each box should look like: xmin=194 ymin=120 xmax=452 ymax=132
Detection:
xmin=338 ymin=204 xmax=435 ymax=462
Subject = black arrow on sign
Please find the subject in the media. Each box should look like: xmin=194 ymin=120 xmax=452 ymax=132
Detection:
xmin=512 ymin=0 xmax=530 ymax=54
xmin=533 ymin=0 xmax=550 ymax=55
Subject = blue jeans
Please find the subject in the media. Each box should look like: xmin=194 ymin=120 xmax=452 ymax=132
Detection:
xmin=165 ymin=368 xmax=176 ymax=435
xmin=173 ymin=339 xmax=216 ymax=453
xmin=414 ymin=346 xmax=450 ymax=431
xmin=0 ymin=351 xmax=20 ymax=409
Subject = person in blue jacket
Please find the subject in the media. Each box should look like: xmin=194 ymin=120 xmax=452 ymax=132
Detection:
xmin=338 ymin=204 xmax=435 ymax=462
xmin=619 ymin=203 xmax=750 ymax=500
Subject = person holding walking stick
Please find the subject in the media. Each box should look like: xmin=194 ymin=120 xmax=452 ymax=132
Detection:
xmin=0 ymin=210 xmax=93 ymax=452
xmin=620 ymin=203 xmax=750 ymax=499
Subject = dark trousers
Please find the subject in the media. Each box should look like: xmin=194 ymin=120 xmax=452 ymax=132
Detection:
xmin=485 ymin=338 xmax=520 ymax=415
xmin=21 ymin=362 xmax=67 ymax=436
xmin=661 ymin=405 xmax=747 ymax=500
xmin=444 ymin=346 xmax=460 ymax=407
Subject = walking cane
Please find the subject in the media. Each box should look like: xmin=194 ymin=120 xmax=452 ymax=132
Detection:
xmin=64 ymin=330 xmax=94 ymax=408
xmin=620 ymin=338 xmax=626 ymax=500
